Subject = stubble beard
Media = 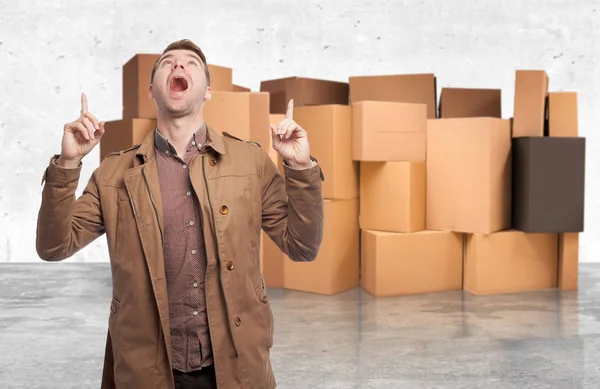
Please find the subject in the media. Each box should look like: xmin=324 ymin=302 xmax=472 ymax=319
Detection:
xmin=155 ymin=88 xmax=205 ymax=119
xmin=156 ymin=93 xmax=193 ymax=118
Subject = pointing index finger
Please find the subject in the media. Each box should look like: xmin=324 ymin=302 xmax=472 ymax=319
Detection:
xmin=285 ymin=99 xmax=294 ymax=120
xmin=80 ymin=93 xmax=88 ymax=116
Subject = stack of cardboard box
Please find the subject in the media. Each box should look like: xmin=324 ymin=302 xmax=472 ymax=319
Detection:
xmin=253 ymin=77 xmax=350 ymax=289
xmin=103 ymin=50 xmax=584 ymax=298
xmin=350 ymin=74 xmax=464 ymax=297
xmin=509 ymin=71 xmax=583 ymax=294
xmin=354 ymin=70 xmax=583 ymax=297
xmin=259 ymin=70 xmax=584 ymax=297
xmin=100 ymin=54 xmax=159 ymax=160
xmin=260 ymin=77 xmax=360 ymax=295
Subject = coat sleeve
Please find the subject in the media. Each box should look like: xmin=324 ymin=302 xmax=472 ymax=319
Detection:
xmin=36 ymin=155 xmax=105 ymax=261
xmin=260 ymin=151 xmax=324 ymax=262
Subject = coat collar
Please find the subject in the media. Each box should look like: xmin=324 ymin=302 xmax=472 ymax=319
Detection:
xmin=136 ymin=123 xmax=226 ymax=162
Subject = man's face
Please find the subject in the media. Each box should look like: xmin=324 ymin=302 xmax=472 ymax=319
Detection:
xmin=149 ymin=49 xmax=211 ymax=118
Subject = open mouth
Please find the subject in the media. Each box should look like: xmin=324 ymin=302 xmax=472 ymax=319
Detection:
xmin=169 ymin=76 xmax=189 ymax=93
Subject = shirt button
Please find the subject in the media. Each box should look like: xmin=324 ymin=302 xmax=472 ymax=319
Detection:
xmin=189 ymin=221 xmax=194 ymax=226
xmin=192 ymin=250 xmax=197 ymax=254
xmin=193 ymin=311 xmax=198 ymax=316
xmin=191 ymin=140 xmax=196 ymax=146
xmin=193 ymin=282 xmax=198 ymax=288
xmin=186 ymin=191 xmax=191 ymax=196
xmin=183 ymin=164 xmax=187 ymax=169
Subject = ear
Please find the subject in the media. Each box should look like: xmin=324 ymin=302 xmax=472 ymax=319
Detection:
xmin=204 ymin=86 xmax=212 ymax=102
xmin=148 ymin=84 xmax=154 ymax=99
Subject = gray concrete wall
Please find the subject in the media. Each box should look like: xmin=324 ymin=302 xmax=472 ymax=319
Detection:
xmin=1 ymin=0 xmax=598 ymax=263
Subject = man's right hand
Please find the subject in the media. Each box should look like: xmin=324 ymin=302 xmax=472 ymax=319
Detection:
xmin=57 ymin=93 xmax=106 ymax=168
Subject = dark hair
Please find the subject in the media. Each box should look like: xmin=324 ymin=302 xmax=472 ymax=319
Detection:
xmin=150 ymin=39 xmax=210 ymax=86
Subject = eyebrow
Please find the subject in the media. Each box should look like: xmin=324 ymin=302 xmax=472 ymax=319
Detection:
xmin=159 ymin=52 xmax=202 ymax=64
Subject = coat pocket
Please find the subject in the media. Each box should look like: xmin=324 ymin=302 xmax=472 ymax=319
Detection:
xmin=108 ymin=297 xmax=119 ymax=327
xmin=253 ymin=279 xmax=274 ymax=349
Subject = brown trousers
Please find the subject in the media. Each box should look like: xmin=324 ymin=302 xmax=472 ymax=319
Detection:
xmin=173 ymin=365 xmax=217 ymax=389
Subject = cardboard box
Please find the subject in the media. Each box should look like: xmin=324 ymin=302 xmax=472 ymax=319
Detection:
xmin=438 ymin=87 xmax=501 ymax=118
xmin=232 ymin=84 xmax=251 ymax=92
xmin=283 ymin=198 xmax=359 ymax=295
xmin=260 ymin=76 xmax=349 ymax=114
xmin=122 ymin=54 xmax=160 ymax=119
xmin=558 ymin=232 xmax=579 ymax=291
xmin=204 ymin=91 xmax=270 ymax=152
xmin=426 ymin=117 xmax=512 ymax=234
xmin=464 ymin=230 xmax=558 ymax=295
xmin=349 ymin=73 xmax=437 ymax=118
xmin=352 ymin=101 xmax=427 ymax=162
xmin=512 ymin=70 xmax=549 ymax=137
xmin=206 ymin=64 xmax=234 ymax=91
xmin=512 ymin=137 xmax=585 ymax=233
xmin=100 ymin=118 xmax=156 ymax=161
xmin=361 ymin=230 xmax=463 ymax=297
xmin=294 ymin=105 xmax=358 ymax=199
xmin=360 ymin=162 xmax=425 ymax=232
xmin=122 ymin=53 xmax=233 ymax=119
xmin=548 ymin=92 xmax=578 ymax=137
xmin=260 ymin=231 xmax=287 ymax=288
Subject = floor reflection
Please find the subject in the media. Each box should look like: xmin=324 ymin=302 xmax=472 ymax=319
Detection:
xmin=1 ymin=263 xmax=600 ymax=388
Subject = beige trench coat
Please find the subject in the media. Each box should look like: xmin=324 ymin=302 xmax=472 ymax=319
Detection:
xmin=36 ymin=126 xmax=324 ymax=388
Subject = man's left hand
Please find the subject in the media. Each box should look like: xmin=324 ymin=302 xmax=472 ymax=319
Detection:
xmin=270 ymin=99 xmax=312 ymax=169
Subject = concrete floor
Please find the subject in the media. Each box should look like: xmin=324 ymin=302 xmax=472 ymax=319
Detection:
xmin=1 ymin=264 xmax=600 ymax=388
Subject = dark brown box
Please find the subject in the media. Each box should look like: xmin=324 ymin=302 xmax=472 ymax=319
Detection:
xmin=349 ymin=73 xmax=437 ymax=118
xmin=259 ymin=76 xmax=349 ymax=114
xmin=512 ymin=137 xmax=585 ymax=232
xmin=438 ymin=87 xmax=501 ymax=118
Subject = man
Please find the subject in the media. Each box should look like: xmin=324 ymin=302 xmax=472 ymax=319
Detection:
xmin=36 ymin=39 xmax=324 ymax=389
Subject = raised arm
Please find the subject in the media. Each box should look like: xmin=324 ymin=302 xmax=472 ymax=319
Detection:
xmin=36 ymin=93 xmax=107 ymax=261
xmin=260 ymin=99 xmax=324 ymax=262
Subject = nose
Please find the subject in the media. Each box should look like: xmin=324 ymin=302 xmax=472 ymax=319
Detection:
xmin=172 ymin=58 xmax=186 ymax=70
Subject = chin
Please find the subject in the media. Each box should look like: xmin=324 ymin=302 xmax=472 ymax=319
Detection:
xmin=164 ymin=106 xmax=190 ymax=118
xmin=156 ymin=93 xmax=199 ymax=118
xmin=158 ymin=98 xmax=188 ymax=115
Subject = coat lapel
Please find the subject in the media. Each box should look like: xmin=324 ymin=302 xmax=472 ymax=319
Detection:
xmin=123 ymin=130 xmax=171 ymax=362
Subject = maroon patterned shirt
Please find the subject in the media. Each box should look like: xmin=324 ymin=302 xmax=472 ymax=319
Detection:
xmin=154 ymin=126 xmax=213 ymax=372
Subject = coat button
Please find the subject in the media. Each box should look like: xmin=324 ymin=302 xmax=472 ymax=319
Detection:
xmin=220 ymin=205 xmax=228 ymax=215
xmin=234 ymin=317 xmax=242 ymax=326
xmin=209 ymin=158 xmax=217 ymax=166
xmin=110 ymin=303 xmax=116 ymax=314
xmin=226 ymin=261 xmax=235 ymax=270
xmin=260 ymin=295 xmax=268 ymax=303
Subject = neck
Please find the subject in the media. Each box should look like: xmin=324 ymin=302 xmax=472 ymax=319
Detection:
xmin=156 ymin=110 xmax=206 ymax=157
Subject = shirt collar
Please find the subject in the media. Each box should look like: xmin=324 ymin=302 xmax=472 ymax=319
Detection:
xmin=154 ymin=124 xmax=207 ymax=157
